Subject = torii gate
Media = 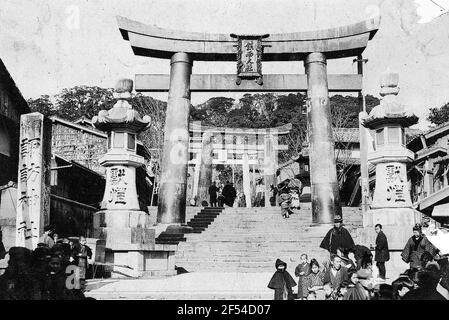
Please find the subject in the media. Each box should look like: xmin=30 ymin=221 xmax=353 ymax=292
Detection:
xmin=117 ymin=16 xmax=380 ymax=226
xmin=188 ymin=122 xmax=292 ymax=208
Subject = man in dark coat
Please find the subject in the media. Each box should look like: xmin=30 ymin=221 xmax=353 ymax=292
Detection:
xmin=401 ymin=224 xmax=437 ymax=269
xmin=320 ymin=215 xmax=355 ymax=255
xmin=268 ymin=258 xmax=297 ymax=300
xmin=208 ymin=182 xmax=219 ymax=207
xmin=373 ymin=224 xmax=389 ymax=280
xmin=221 ymin=181 xmax=237 ymax=207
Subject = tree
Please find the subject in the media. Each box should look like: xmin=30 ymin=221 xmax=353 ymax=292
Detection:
xmin=54 ymin=86 xmax=115 ymax=121
xmin=132 ymin=93 xmax=167 ymax=178
xmin=28 ymin=95 xmax=55 ymax=117
xmin=427 ymin=102 xmax=449 ymax=125
xmin=192 ymin=97 xmax=235 ymax=127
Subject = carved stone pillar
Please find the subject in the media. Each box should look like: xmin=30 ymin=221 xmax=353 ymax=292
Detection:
xmin=157 ymin=52 xmax=192 ymax=224
xmin=197 ymin=131 xmax=214 ymax=206
xmin=305 ymin=52 xmax=341 ymax=224
xmin=15 ymin=113 xmax=52 ymax=249
xmin=242 ymin=152 xmax=252 ymax=208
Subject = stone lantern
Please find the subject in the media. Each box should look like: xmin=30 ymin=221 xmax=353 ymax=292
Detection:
xmin=360 ymin=70 xmax=420 ymax=279
xmin=92 ymin=79 xmax=176 ymax=277
xmin=93 ymin=78 xmax=151 ymax=212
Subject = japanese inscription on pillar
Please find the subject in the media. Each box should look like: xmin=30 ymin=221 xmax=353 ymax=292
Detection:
xmin=107 ymin=166 xmax=128 ymax=205
xmin=231 ymin=34 xmax=268 ymax=85
xmin=16 ymin=113 xmax=52 ymax=249
xmin=385 ymin=164 xmax=406 ymax=203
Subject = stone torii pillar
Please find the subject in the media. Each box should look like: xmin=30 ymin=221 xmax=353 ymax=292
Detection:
xmin=197 ymin=131 xmax=214 ymax=206
xmin=305 ymin=52 xmax=342 ymax=224
xmin=242 ymin=152 xmax=252 ymax=208
xmin=157 ymin=52 xmax=193 ymax=225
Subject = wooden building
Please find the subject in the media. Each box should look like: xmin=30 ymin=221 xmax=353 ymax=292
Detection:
xmin=408 ymin=123 xmax=449 ymax=224
xmin=277 ymin=127 xmax=362 ymax=204
xmin=50 ymin=117 xmax=154 ymax=211
xmin=0 ymin=59 xmax=30 ymax=186
xmin=0 ymin=59 xmax=30 ymax=253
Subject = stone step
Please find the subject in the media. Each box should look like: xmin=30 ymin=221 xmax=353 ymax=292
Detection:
xmin=174 ymin=206 xmax=362 ymax=272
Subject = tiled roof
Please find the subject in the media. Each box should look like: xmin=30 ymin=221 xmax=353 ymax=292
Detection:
xmin=334 ymin=127 xmax=422 ymax=144
xmin=333 ymin=128 xmax=359 ymax=143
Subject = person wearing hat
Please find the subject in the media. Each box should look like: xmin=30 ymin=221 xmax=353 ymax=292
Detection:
xmin=401 ymin=224 xmax=437 ymax=269
xmin=319 ymin=215 xmax=355 ymax=255
xmin=39 ymin=225 xmax=55 ymax=249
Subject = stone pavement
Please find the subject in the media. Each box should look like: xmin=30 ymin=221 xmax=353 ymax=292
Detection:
xmin=84 ymin=271 xmax=393 ymax=300
xmin=85 ymin=272 xmax=275 ymax=300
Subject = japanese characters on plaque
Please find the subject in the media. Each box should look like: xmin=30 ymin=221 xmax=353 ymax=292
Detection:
xmin=107 ymin=166 xmax=128 ymax=205
xmin=231 ymin=34 xmax=268 ymax=85
xmin=16 ymin=113 xmax=52 ymax=249
xmin=385 ymin=164 xmax=406 ymax=203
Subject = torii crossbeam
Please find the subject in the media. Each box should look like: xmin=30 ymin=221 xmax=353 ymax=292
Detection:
xmin=117 ymin=15 xmax=380 ymax=226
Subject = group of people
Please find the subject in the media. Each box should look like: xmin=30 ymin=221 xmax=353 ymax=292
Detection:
xmin=0 ymin=225 xmax=93 ymax=300
xmin=208 ymin=181 xmax=238 ymax=207
xmin=268 ymin=215 xmax=448 ymax=300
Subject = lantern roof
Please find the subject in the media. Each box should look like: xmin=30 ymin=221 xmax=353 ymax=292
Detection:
xmin=92 ymin=79 xmax=151 ymax=133
xmin=362 ymin=69 xmax=418 ymax=129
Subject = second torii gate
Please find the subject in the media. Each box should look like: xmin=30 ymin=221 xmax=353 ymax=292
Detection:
xmin=188 ymin=122 xmax=292 ymax=208
xmin=117 ymin=15 xmax=380 ymax=226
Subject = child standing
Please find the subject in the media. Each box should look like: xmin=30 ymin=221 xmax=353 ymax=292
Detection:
xmin=294 ymin=254 xmax=310 ymax=299
xmin=268 ymin=258 xmax=297 ymax=300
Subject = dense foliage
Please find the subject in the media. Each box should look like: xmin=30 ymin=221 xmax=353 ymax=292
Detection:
xmin=27 ymin=86 xmax=380 ymax=178
xmin=427 ymin=102 xmax=449 ymax=126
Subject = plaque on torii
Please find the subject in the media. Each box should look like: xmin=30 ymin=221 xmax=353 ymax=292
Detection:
xmin=230 ymin=34 xmax=269 ymax=85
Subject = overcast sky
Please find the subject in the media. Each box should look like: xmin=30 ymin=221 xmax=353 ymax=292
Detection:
xmin=1 ymin=0 xmax=449 ymax=129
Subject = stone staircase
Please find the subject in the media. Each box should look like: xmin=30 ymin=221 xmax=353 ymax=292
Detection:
xmin=175 ymin=203 xmax=363 ymax=273
xmin=155 ymin=207 xmax=224 ymax=245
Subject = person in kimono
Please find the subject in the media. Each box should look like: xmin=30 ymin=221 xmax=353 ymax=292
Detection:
xmin=72 ymin=236 xmax=92 ymax=289
xmin=343 ymin=268 xmax=370 ymax=300
xmin=320 ymin=215 xmax=355 ymax=254
xmin=323 ymin=254 xmax=349 ymax=291
xmin=278 ymin=189 xmax=292 ymax=219
xmin=401 ymin=224 xmax=437 ymax=269
xmin=303 ymin=258 xmax=325 ymax=300
xmin=289 ymin=188 xmax=300 ymax=210
xmin=268 ymin=258 xmax=297 ymax=300
xmin=294 ymin=253 xmax=310 ymax=299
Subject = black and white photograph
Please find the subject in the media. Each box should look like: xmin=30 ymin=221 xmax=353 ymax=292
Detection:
xmin=0 ymin=0 xmax=449 ymax=308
